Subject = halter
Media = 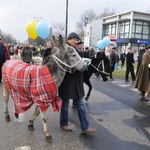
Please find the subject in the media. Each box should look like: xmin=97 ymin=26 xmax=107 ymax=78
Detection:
xmin=90 ymin=59 xmax=109 ymax=75
xmin=52 ymin=54 xmax=83 ymax=73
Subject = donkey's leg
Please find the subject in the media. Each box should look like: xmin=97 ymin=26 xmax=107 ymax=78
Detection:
xmin=40 ymin=110 xmax=52 ymax=143
xmin=3 ymin=82 xmax=10 ymax=122
xmin=84 ymin=80 xmax=92 ymax=101
xmin=28 ymin=105 xmax=40 ymax=131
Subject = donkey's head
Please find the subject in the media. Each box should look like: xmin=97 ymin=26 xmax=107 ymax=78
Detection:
xmin=50 ymin=35 xmax=85 ymax=72
xmin=44 ymin=35 xmax=86 ymax=87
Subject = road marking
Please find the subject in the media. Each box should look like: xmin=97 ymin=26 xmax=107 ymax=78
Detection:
xmin=15 ymin=146 xmax=31 ymax=150
xmin=119 ymin=84 xmax=131 ymax=87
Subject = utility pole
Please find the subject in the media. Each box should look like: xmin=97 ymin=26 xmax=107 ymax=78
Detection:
xmin=65 ymin=0 xmax=68 ymax=42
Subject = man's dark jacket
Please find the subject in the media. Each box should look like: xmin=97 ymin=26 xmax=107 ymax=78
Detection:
xmin=58 ymin=44 xmax=84 ymax=100
xmin=126 ymin=52 xmax=134 ymax=71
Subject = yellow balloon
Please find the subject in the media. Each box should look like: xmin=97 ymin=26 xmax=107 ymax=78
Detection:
xmin=26 ymin=20 xmax=38 ymax=40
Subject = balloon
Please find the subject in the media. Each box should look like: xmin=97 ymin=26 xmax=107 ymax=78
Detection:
xmin=97 ymin=40 xmax=105 ymax=49
xmin=103 ymin=36 xmax=110 ymax=47
xmin=26 ymin=20 xmax=38 ymax=40
xmin=36 ymin=21 xmax=50 ymax=39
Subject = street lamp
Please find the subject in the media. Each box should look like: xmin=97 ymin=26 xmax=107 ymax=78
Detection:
xmin=65 ymin=0 xmax=68 ymax=42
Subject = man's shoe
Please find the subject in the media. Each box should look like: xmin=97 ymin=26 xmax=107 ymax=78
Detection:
xmin=81 ymin=128 xmax=96 ymax=134
xmin=61 ymin=125 xmax=73 ymax=132
xmin=139 ymin=97 xmax=148 ymax=101
xmin=125 ymin=80 xmax=130 ymax=82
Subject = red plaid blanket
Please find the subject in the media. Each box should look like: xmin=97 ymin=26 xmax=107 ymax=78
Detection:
xmin=2 ymin=59 xmax=62 ymax=114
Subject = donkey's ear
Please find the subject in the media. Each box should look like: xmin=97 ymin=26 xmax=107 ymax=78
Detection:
xmin=58 ymin=35 xmax=64 ymax=49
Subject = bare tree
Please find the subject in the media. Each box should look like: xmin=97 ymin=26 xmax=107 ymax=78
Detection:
xmin=76 ymin=9 xmax=97 ymax=39
xmin=1 ymin=31 xmax=17 ymax=45
xmin=97 ymin=7 xmax=116 ymax=18
xmin=51 ymin=22 xmax=65 ymax=37
xmin=75 ymin=8 xmax=116 ymax=40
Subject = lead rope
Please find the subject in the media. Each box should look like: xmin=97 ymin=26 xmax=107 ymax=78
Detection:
xmin=52 ymin=55 xmax=83 ymax=73
xmin=90 ymin=60 xmax=109 ymax=75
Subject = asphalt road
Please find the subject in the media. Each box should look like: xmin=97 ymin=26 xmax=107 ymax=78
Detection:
xmin=0 ymin=76 xmax=150 ymax=150
xmin=69 ymin=76 xmax=150 ymax=150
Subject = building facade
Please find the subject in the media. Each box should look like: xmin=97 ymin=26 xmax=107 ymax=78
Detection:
xmin=102 ymin=10 xmax=150 ymax=59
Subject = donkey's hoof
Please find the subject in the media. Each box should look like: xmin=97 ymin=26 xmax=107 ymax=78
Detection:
xmin=14 ymin=113 xmax=19 ymax=118
xmin=5 ymin=115 xmax=10 ymax=122
xmin=28 ymin=124 xmax=34 ymax=131
xmin=45 ymin=135 xmax=53 ymax=143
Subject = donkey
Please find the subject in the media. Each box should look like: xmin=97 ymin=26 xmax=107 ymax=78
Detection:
xmin=83 ymin=54 xmax=110 ymax=101
xmin=2 ymin=35 xmax=86 ymax=143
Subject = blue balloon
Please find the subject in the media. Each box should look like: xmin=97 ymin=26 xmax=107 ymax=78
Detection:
xmin=36 ymin=21 xmax=50 ymax=39
xmin=103 ymin=36 xmax=110 ymax=46
xmin=97 ymin=40 xmax=105 ymax=49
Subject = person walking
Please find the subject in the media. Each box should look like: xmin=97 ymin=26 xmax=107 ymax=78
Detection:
xmin=135 ymin=44 xmax=150 ymax=103
xmin=21 ymin=45 xmax=32 ymax=63
xmin=136 ymin=44 xmax=146 ymax=76
xmin=76 ymin=40 xmax=84 ymax=58
xmin=43 ymin=46 xmax=52 ymax=61
xmin=58 ymin=32 xmax=96 ymax=134
xmin=0 ymin=36 xmax=10 ymax=82
xmin=120 ymin=49 xmax=126 ymax=69
xmin=125 ymin=47 xmax=136 ymax=82
xmin=109 ymin=46 xmax=117 ymax=80
xmin=115 ymin=53 xmax=119 ymax=69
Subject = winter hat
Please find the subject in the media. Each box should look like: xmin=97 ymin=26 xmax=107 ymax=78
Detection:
xmin=67 ymin=32 xmax=79 ymax=40
xmin=140 ymin=44 xmax=145 ymax=47
xmin=112 ymin=46 xmax=116 ymax=49
xmin=146 ymin=45 xmax=150 ymax=49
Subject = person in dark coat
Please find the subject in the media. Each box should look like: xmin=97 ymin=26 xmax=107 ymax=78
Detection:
xmin=76 ymin=40 xmax=84 ymax=58
xmin=21 ymin=45 xmax=32 ymax=63
xmin=43 ymin=46 xmax=52 ymax=61
xmin=136 ymin=44 xmax=146 ymax=76
xmin=0 ymin=36 xmax=10 ymax=82
xmin=109 ymin=46 xmax=117 ymax=80
xmin=120 ymin=49 xmax=126 ymax=69
xmin=58 ymin=32 xmax=96 ymax=134
xmin=84 ymin=47 xmax=90 ymax=58
xmin=125 ymin=47 xmax=136 ymax=82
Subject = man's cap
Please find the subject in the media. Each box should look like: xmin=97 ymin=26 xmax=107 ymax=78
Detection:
xmin=127 ymin=47 xmax=131 ymax=50
xmin=77 ymin=40 xmax=83 ymax=45
xmin=0 ymin=36 xmax=2 ymax=40
xmin=140 ymin=44 xmax=145 ymax=47
xmin=146 ymin=44 xmax=150 ymax=49
xmin=112 ymin=46 xmax=116 ymax=49
xmin=67 ymin=32 xmax=79 ymax=40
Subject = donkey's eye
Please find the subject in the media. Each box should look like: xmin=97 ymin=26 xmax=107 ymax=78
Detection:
xmin=71 ymin=54 xmax=76 ymax=57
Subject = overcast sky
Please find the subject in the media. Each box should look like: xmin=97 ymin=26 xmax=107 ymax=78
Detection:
xmin=0 ymin=0 xmax=150 ymax=42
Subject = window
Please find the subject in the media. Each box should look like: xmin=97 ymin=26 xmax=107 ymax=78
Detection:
xmin=118 ymin=21 xmax=130 ymax=38
xmin=103 ymin=24 xmax=116 ymax=37
xmin=135 ymin=25 xmax=142 ymax=33
xmin=132 ymin=20 xmax=150 ymax=39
